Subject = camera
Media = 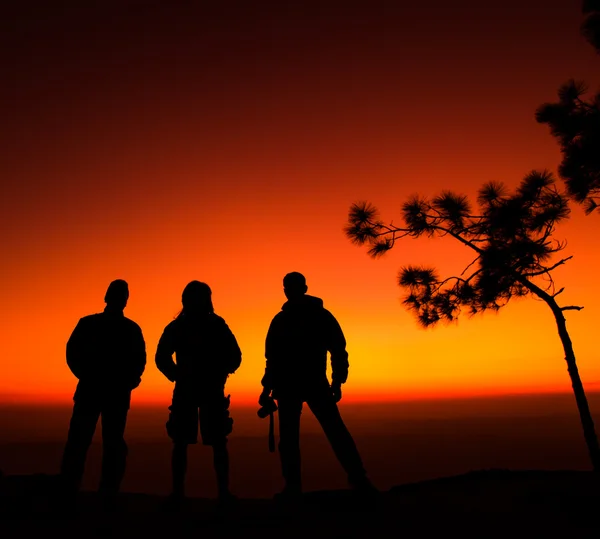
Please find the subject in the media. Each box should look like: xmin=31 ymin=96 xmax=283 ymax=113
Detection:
xmin=257 ymin=397 xmax=278 ymax=419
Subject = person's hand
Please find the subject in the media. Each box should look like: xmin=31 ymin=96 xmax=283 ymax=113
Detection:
xmin=332 ymin=383 xmax=342 ymax=403
xmin=259 ymin=388 xmax=272 ymax=407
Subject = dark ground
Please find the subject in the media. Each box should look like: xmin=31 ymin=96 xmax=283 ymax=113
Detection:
xmin=3 ymin=395 xmax=599 ymax=498
xmin=1 ymin=469 xmax=598 ymax=538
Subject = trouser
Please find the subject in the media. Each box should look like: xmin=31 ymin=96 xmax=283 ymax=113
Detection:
xmin=276 ymin=390 xmax=366 ymax=491
xmin=171 ymin=441 xmax=230 ymax=497
xmin=60 ymin=392 xmax=130 ymax=496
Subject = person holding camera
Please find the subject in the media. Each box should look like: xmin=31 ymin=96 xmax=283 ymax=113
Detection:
xmin=259 ymin=272 xmax=376 ymax=499
xmin=156 ymin=281 xmax=242 ymax=507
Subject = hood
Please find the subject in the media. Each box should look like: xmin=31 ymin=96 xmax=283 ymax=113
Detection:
xmin=281 ymin=294 xmax=324 ymax=312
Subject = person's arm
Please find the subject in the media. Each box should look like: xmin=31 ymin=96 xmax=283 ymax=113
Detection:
xmin=260 ymin=316 xmax=280 ymax=402
xmin=129 ymin=324 xmax=147 ymax=389
xmin=155 ymin=324 xmax=177 ymax=382
xmin=219 ymin=319 xmax=242 ymax=374
xmin=66 ymin=318 xmax=87 ymax=379
xmin=326 ymin=311 xmax=349 ymax=401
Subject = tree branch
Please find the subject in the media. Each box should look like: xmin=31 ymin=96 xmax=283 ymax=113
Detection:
xmin=522 ymin=256 xmax=573 ymax=277
xmin=364 ymin=219 xmax=405 ymax=236
xmin=561 ymin=305 xmax=584 ymax=311
xmin=431 ymin=225 xmax=485 ymax=254
xmin=431 ymin=268 xmax=484 ymax=294
xmin=461 ymin=256 xmax=481 ymax=277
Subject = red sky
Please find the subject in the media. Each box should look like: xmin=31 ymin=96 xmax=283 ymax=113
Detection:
xmin=1 ymin=0 xmax=599 ymax=405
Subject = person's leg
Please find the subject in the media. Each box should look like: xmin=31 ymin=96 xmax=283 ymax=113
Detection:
xmin=307 ymin=392 xmax=372 ymax=489
xmin=166 ymin=391 xmax=198 ymax=502
xmin=60 ymin=396 xmax=101 ymax=496
xmin=99 ymin=395 xmax=130 ymax=502
xmin=276 ymin=398 xmax=303 ymax=495
xmin=212 ymin=441 xmax=230 ymax=498
xmin=200 ymin=392 xmax=233 ymax=500
xmin=171 ymin=442 xmax=188 ymax=499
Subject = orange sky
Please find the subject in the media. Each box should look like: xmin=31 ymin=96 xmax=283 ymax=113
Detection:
xmin=1 ymin=0 xmax=599 ymax=406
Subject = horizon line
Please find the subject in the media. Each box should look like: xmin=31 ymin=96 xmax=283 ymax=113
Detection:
xmin=1 ymin=388 xmax=598 ymax=407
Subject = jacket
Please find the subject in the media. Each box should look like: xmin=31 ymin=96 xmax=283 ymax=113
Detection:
xmin=155 ymin=313 xmax=242 ymax=393
xmin=262 ymin=294 xmax=349 ymax=397
xmin=66 ymin=309 xmax=146 ymax=398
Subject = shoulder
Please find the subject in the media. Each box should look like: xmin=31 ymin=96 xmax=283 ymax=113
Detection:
xmin=76 ymin=313 xmax=102 ymax=327
xmin=267 ymin=312 xmax=288 ymax=335
xmin=270 ymin=311 xmax=285 ymax=324
xmin=80 ymin=313 xmax=101 ymax=322
xmin=156 ymin=320 xmax=178 ymax=346
xmin=211 ymin=313 xmax=227 ymax=324
xmin=123 ymin=316 xmax=143 ymax=333
xmin=322 ymin=308 xmax=341 ymax=326
xmin=210 ymin=314 xmax=233 ymax=331
xmin=161 ymin=319 xmax=179 ymax=334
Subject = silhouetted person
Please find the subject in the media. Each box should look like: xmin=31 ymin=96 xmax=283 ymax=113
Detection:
xmin=259 ymin=272 xmax=376 ymax=499
xmin=156 ymin=281 xmax=241 ymax=507
xmin=60 ymin=279 xmax=146 ymax=508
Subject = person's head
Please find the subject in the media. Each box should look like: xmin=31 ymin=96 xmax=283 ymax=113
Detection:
xmin=180 ymin=280 xmax=214 ymax=317
xmin=104 ymin=279 xmax=129 ymax=311
xmin=283 ymin=272 xmax=308 ymax=300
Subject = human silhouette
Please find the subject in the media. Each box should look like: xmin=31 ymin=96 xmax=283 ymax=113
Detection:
xmin=259 ymin=272 xmax=376 ymax=499
xmin=155 ymin=281 xmax=241 ymax=507
xmin=59 ymin=279 xmax=146 ymax=508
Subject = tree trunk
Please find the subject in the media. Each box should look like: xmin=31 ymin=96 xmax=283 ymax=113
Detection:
xmin=547 ymin=298 xmax=600 ymax=472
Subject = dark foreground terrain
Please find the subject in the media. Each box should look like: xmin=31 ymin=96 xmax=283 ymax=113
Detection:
xmin=1 ymin=469 xmax=598 ymax=538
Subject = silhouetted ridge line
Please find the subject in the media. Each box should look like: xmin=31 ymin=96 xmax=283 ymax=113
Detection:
xmin=389 ymin=468 xmax=595 ymax=493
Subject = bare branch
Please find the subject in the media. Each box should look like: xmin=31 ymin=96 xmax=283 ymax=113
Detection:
xmin=391 ymin=229 xmax=413 ymax=241
xmin=468 ymin=238 xmax=488 ymax=243
xmin=444 ymin=228 xmax=485 ymax=254
xmin=561 ymin=305 xmax=584 ymax=311
xmin=430 ymin=267 xmax=485 ymax=295
xmin=436 ymin=276 xmax=468 ymax=288
xmin=522 ymin=256 xmax=574 ymax=277
xmin=461 ymin=256 xmax=481 ymax=277
xmin=552 ymin=287 xmax=565 ymax=297
xmin=363 ymin=219 xmax=404 ymax=236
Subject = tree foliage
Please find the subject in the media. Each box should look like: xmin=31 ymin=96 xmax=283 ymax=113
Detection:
xmin=345 ymin=171 xmax=573 ymax=327
xmin=582 ymin=0 xmax=600 ymax=51
xmin=536 ymin=2 xmax=600 ymax=213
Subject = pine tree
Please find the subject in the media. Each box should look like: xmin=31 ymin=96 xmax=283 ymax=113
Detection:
xmin=536 ymin=1 xmax=600 ymax=213
xmin=346 ymin=171 xmax=600 ymax=471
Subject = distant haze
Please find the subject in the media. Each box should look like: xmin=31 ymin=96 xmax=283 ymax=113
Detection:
xmin=1 ymin=392 xmax=598 ymax=498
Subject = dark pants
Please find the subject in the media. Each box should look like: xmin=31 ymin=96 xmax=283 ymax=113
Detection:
xmin=60 ymin=392 xmax=130 ymax=496
xmin=171 ymin=441 xmax=230 ymax=498
xmin=277 ymin=389 xmax=366 ymax=491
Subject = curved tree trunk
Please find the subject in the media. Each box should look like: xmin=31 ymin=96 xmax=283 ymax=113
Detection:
xmin=546 ymin=297 xmax=600 ymax=472
xmin=520 ymin=277 xmax=600 ymax=471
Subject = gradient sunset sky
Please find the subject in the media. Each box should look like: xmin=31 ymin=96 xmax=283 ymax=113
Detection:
xmin=2 ymin=0 xmax=599 ymax=405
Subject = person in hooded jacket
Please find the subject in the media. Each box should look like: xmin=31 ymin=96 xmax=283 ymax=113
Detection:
xmin=156 ymin=281 xmax=241 ymax=506
xmin=60 ymin=279 xmax=146 ymax=507
xmin=259 ymin=272 xmax=376 ymax=498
